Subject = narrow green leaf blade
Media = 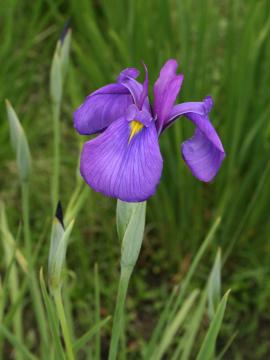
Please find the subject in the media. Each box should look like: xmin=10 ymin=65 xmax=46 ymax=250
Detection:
xmin=0 ymin=324 xmax=37 ymax=360
xmin=39 ymin=268 xmax=65 ymax=360
xmin=151 ymin=290 xmax=199 ymax=360
xmin=196 ymin=290 xmax=230 ymax=360
xmin=73 ymin=316 xmax=111 ymax=352
xmin=208 ymin=248 xmax=222 ymax=319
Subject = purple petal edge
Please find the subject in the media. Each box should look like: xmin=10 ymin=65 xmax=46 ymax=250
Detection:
xmin=166 ymin=96 xmax=225 ymax=181
xmin=153 ymin=59 xmax=184 ymax=133
xmin=181 ymin=128 xmax=225 ymax=182
xmin=74 ymin=83 xmax=133 ymax=135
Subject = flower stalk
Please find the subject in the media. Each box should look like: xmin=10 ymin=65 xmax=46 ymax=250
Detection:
xmin=109 ymin=200 xmax=146 ymax=360
xmin=48 ymin=202 xmax=75 ymax=359
xmin=52 ymin=288 xmax=75 ymax=360
xmin=50 ymin=28 xmax=71 ymax=210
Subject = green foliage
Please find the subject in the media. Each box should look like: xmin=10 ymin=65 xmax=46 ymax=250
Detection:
xmin=5 ymin=101 xmax=32 ymax=183
xmin=1 ymin=0 xmax=270 ymax=358
xmin=196 ymin=290 xmax=230 ymax=360
xmin=120 ymin=201 xmax=146 ymax=269
xmin=48 ymin=216 xmax=74 ymax=291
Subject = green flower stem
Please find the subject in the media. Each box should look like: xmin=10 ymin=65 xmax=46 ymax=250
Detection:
xmin=53 ymin=288 xmax=75 ymax=360
xmin=64 ymin=186 xmax=90 ymax=225
xmin=108 ymin=266 xmax=132 ymax=360
xmin=22 ymin=182 xmax=48 ymax=351
xmin=65 ymin=181 xmax=84 ymax=218
xmin=52 ymin=102 xmax=61 ymax=211
xmin=22 ymin=183 xmax=31 ymax=256
xmin=109 ymin=200 xmax=146 ymax=360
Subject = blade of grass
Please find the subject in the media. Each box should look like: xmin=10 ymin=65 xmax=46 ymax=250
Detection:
xmin=73 ymin=316 xmax=111 ymax=353
xmin=177 ymin=290 xmax=208 ymax=360
xmin=170 ymin=217 xmax=221 ymax=319
xmin=94 ymin=263 xmax=101 ymax=360
xmin=0 ymin=324 xmax=38 ymax=360
xmin=0 ymin=202 xmax=23 ymax=360
xmin=195 ymin=290 xmax=230 ymax=360
xmin=150 ymin=290 xmax=199 ymax=360
xmin=39 ymin=268 xmax=65 ymax=360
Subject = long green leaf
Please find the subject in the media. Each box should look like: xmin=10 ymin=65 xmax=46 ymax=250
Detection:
xmin=39 ymin=268 xmax=65 ymax=360
xmin=196 ymin=290 xmax=230 ymax=360
xmin=0 ymin=324 xmax=37 ymax=360
xmin=73 ymin=316 xmax=111 ymax=352
xmin=151 ymin=290 xmax=199 ymax=360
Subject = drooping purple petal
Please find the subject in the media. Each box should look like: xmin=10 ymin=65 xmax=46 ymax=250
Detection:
xmin=165 ymin=96 xmax=214 ymax=129
xmin=74 ymin=83 xmax=133 ymax=135
xmin=80 ymin=116 xmax=163 ymax=202
xmin=166 ymin=96 xmax=225 ymax=182
xmin=181 ymin=128 xmax=225 ymax=182
xmin=153 ymin=59 xmax=184 ymax=133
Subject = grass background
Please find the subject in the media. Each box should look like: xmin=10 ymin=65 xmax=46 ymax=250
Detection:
xmin=1 ymin=0 xmax=270 ymax=358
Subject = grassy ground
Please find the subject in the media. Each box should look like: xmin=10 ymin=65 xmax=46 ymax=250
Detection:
xmin=1 ymin=0 xmax=270 ymax=358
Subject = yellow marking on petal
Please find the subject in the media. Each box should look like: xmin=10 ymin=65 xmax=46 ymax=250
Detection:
xmin=128 ymin=120 xmax=144 ymax=143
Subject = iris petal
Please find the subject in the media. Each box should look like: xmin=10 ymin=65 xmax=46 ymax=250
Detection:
xmin=80 ymin=117 xmax=163 ymax=202
xmin=167 ymin=96 xmax=225 ymax=181
xmin=117 ymin=67 xmax=140 ymax=82
xmin=73 ymin=84 xmax=133 ymax=135
xmin=181 ymin=128 xmax=225 ymax=182
xmin=118 ymin=66 xmax=150 ymax=111
xmin=153 ymin=59 xmax=184 ymax=133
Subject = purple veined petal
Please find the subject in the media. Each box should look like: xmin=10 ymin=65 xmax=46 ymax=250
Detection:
xmin=80 ymin=116 xmax=163 ymax=202
xmin=117 ymin=67 xmax=140 ymax=82
xmin=74 ymin=83 xmax=133 ymax=135
xmin=167 ymin=96 xmax=223 ymax=152
xmin=166 ymin=96 xmax=225 ymax=182
xmin=118 ymin=74 xmax=142 ymax=106
xmin=153 ymin=59 xmax=184 ymax=133
xmin=165 ymin=101 xmax=210 ymax=130
xmin=138 ymin=63 xmax=149 ymax=110
xmin=181 ymin=128 xmax=225 ymax=182
xmin=118 ymin=65 xmax=151 ymax=112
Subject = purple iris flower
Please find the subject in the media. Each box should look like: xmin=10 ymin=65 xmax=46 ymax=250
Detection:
xmin=74 ymin=59 xmax=225 ymax=202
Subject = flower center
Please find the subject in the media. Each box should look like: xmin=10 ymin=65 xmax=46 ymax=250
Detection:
xmin=129 ymin=120 xmax=144 ymax=143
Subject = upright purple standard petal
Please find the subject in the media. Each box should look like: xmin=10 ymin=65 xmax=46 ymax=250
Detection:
xmin=80 ymin=117 xmax=163 ymax=202
xmin=117 ymin=69 xmax=142 ymax=106
xmin=138 ymin=63 xmax=149 ymax=110
xmin=153 ymin=59 xmax=184 ymax=133
xmin=167 ymin=96 xmax=225 ymax=182
xmin=74 ymin=83 xmax=133 ymax=135
xmin=118 ymin=66 xmax=151 ymax=112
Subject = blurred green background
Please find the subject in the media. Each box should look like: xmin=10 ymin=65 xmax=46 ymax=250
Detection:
xmin=1 ymin=0 xmax=270 ymax=358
